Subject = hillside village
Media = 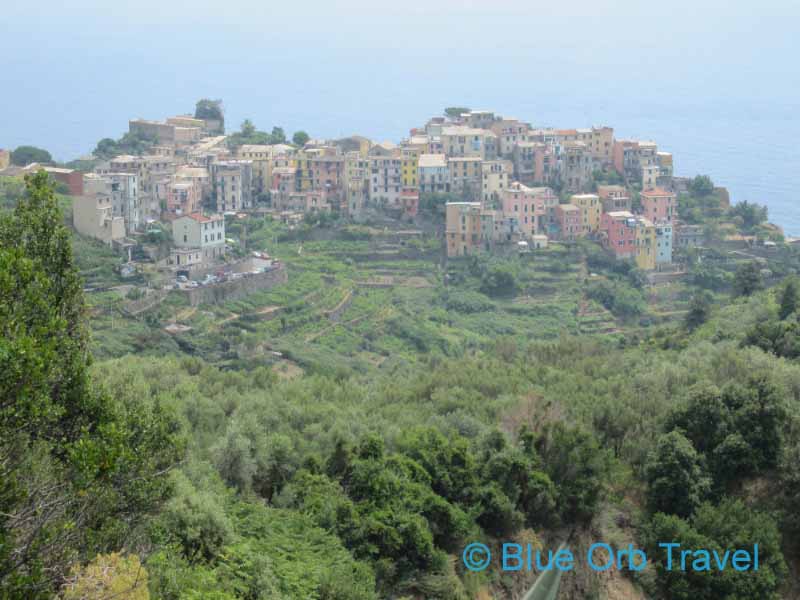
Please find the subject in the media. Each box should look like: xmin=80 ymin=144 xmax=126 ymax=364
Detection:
xmin=5 ymin=106 xmax=800 ymax=600
xmin=0 ymin=103 xmax=722 ymax=289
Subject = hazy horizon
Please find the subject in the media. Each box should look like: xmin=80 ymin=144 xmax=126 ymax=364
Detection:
xmin=2 ymin=0 xmax=799 ymax=231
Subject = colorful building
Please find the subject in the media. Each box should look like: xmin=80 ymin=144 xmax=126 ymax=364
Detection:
xmin=448 ymin=156 xmax=483 ymax=199
xmin=342 ymin=152 xmax=370 ymax=218
xmin=400 ymin=146 xmax=420 ymax=188
xmin=295 ymin=147 xmax=344 ymax=202
xmin=440 ymin=126 xmax=497 ymax=160
xmin=657 ymin=152 xmax=674 ymax=185
xmin=446 ymin=201 xmax=483 ymax=257
xmin=489 ymin=118 xmax=530 ymax=157
xmin=166 ymin=180 xmax=201 ymax=217
xmin=501 ymin=182 xmax=552 ymax=238
xmin=418 ymin=154 xmax=449 ymax=193
xmin=211 ymin=160 xmax=253 ymax=212
xmin=236 ymin=144 xmax=290 ymax=195
xmin=556 ymin=204 xmax=582 ymax=240
xmin=597 ymin=185 xmax=631 ymax=213
xmin=634 ymin=217 xmax=656 ymax=271
xmin=640 ymin=188 xmax=676 ymax=224
xmin=569 ymin=193 xmax=601 ymax=234
xmin=600 ymin=211 xmax=638 ymax=260
xmin=655 ymin=223 xmax=673 ymax=266
xmin=512 ymin=141 xmax=555 ymax=186
xmin=587 ymin=126 xmax=614 ymax=163
xmin=600 ymin=211 xmax=657 ymax=269
xmin=481 ymin=160 xmax=512 ymax=205
xmin=368 ymin=145 xmax=402 ymax=207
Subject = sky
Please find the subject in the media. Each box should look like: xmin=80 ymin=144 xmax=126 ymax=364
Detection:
xmin=1 ymin=0 xmax=799 ymax=229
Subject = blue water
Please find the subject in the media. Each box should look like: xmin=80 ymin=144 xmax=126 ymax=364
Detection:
xmin=2 ymin=2 xmax=798 ymax=233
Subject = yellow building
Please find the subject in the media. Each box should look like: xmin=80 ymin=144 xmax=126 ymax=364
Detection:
xmin=343 ymin=152 xmax=370 ymax=218
xmin=635 ymin=217 xmax=656 ymax=271
xmin=446 ymin=201 xmax=483 ymax=257
xmin=236 ymin=145 xmax=271 ymax=195
xmin=590 ymin=126 xmax=614 ymax=162
xmin=569 ymin=193 xmax=601 ymax=234
xmin=0 ymin=149 xmax=9 ymax=170
xmin=400 ymin=146 xmax=420 ymax=188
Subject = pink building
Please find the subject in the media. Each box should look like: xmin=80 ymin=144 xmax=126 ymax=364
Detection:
xmin=271 ymin=166 xmax=296 ymax=193
xmin=601 ymin=211 xmax=638 ymax=259
xmin=501 ymin=182 xmax=549 ymax=237
xmin=556 ymin=204 xmax=582 ymax=240
xmin=640 ymin=188 xmax=676 ymax=224
xmin=166 ymin=179 xmax=201 ymax=215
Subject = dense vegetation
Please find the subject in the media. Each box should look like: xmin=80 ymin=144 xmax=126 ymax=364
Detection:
xmin=93 ymin=130 xmax=158 ymax=160
xmin=9 ymin=145 xmax=53 ymax=167
xmin=3 ymin=174 xmax=800 ymax=598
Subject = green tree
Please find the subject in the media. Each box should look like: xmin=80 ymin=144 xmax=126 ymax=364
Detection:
xmin=644 ymin=499 xmax=786 ymax=600
xmin=444 ymin=107 xmax=470 ymax=118
xmin=240 ymin=119 xmax=256 ymax=137
xmin=733 ymin=261 xmax=763 ymax=296
xmin=293 ymin=131 xmax=310 ymax=146
xmin=10 ymin=145 xmax=52 ymax=166
xmin=743 ymin=319 xmax=800 ymax=359
xmin=730 ymin=201 xmax=768 ymax=231
xmin=689 ymin=174 xmax=714 ymax=196
xmin=270 ymin=127 xmax=287 ymax=144
xmin=480 ymin=264 xmax=517 ymax=297
xmin=779 ymin=278 xmax=798 ymax=320
xmin=537 ymin=424 xmax=609 ymax=523
xmin=685 ymin=291 xmax=713 ymax=330
xmin=93 ymin=130 xmax=157 ymax=160
xmin=0 ymin=172 xmax=181 ymax=596
xmin=194 ymin=98 xmax=224 ymax=122
xmin=645 ymin=431 xmax=711 ymax=517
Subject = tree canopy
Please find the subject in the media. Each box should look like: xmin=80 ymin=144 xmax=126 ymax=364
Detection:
xmin=194 ymin=98 xmax=224 ymax=122
xmin=227 ymin=121 xmax=287 ymax=149
xmin=444 ymin=106 xmax=470 ymax=118
xmin=10 ymin=145 xmax=52 ymax=166
xmin=292 ymin=130 xmax=310 ymax=146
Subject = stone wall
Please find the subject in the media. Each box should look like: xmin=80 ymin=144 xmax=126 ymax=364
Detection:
xmin=181 ymin=264 xmax=287 ymax=306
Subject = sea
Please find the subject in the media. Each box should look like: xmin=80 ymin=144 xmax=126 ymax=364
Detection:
xmin=2 ymin=2 xmax=798 ymax=234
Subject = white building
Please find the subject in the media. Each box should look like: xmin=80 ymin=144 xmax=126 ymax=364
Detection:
xmin=172 ymin=213 xmax=226 ymax=262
